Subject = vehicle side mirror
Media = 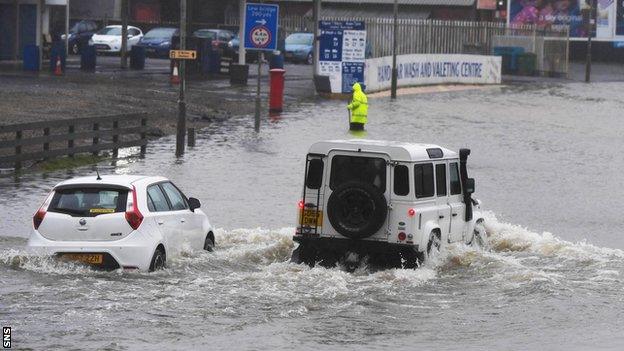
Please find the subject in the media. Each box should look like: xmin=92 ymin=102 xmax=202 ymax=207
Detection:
xmin=465 ymin=178 xmax=475 ymax=194
xmin=188 ymin=197 xmax=201 ymax=211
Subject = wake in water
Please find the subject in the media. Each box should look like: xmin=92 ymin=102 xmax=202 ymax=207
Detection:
xmin=1 ymin=212 xmax=623 ymax=286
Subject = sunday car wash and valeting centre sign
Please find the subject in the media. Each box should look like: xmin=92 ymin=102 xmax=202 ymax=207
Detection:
xmin=244 ymin=3 xmax=279 ymax=51
xmin=318 ymin=21 xmax=366 ymax=94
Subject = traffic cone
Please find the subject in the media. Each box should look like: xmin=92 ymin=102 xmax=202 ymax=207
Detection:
xmin=54 ymin=56 xmax=63 ymax=76
xmin=170 ymin=61 xmax=180 ymax=85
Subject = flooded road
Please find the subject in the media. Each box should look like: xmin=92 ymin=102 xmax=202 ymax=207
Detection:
xmin=1 ymin=81 xmax=624 ymax=350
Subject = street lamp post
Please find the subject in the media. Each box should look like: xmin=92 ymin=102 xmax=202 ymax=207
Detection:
xmin=391 ymin=0 xmax=398 ymax=99
xmin=176 ymin=0 xmax=187 ymax=156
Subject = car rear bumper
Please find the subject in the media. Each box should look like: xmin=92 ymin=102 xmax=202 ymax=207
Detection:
xmin=27 ymin=229 xmax=155 ymax=271
xmin=293 ymin=235 xmax=420 ymax=254
xmin=94 ymin=44 xmax=119 ymax=52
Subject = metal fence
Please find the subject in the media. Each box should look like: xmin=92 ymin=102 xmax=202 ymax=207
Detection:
xmin=226 ymin=15 xmax=570 ymax=76
xmin=0 ymin=114 xmax=148 ymax=170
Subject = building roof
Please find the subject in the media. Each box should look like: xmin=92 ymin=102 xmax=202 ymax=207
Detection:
xmin=309 ymin=139 xmax=458 ymax=162
xmin=272 ymin=0 xmax=475 ymax=7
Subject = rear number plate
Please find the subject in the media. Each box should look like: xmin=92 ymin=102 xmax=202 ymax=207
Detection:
xmin=300 ymin=209 xmax=322 ymax=227
xmin=59 ymin=253 xmax=103 ymax=265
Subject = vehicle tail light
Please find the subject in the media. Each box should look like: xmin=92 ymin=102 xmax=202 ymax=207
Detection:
xmin=212 ymin=41 xmax=219 ymax=48
xmin=398 ymin=232 xmax=406 ymax=241
xmin=125 ymin=186 xmax=143 ymax=230
xmin=33 ymin=192 xmax=54 ymax=230
xmin=408 ymin=208 xmax=416 ymax=217
xmin=298 ymin=200 xmax=305 ymax=210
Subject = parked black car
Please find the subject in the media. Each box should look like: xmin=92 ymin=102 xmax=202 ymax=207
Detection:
xmin=192 ymin=29 xmax=235 ymax=56
xmin=61 ymin=20 xmax=98 ymax=55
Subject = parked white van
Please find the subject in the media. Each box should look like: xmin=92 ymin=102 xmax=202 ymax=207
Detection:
xmin=291 ymin=140 xmax=486 ymax=269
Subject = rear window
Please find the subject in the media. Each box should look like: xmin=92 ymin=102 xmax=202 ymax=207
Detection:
xmin=49 ymin=188 xmax=128 ymax=217
xmin=330 ymin=155 xmax=386 ymax=192
xmin=306 ymin=158 xmax=324 ymax=190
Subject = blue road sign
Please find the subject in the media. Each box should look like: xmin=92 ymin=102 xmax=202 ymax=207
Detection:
xmin=244 ymin=3 xmax=279 ymax=51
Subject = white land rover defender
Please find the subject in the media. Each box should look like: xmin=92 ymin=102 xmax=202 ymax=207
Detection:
xmin=291 ymin=140 xmax=486 ymax=269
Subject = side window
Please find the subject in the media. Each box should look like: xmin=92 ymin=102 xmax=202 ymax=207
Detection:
xmin=78 ymin=23 xmax=88 ymax=33
xmin=414 ymin=163 xmax=434 ymax=198
xmin=218 ymin=32 xmax=230 ymax=41
xmin=147 ymin=185 xmax=171 ymax=212
xmin=330 ymin=155 xmax=386 ymax=192
xmin=161 ymin=182 xmax=188 ymax=211
xmin=88 ymin=22 xmax=97 ymax=31
xmin=129 ymin=28 xmax=140 ymax=36
xmin=450 ymin=162 xmax=461 ymax=195
xmin=393 ymin=165 xmax=409 ymax=196
xmin=306 ymin=158 xmax=324 ymax=190
xmin=436 ymin=164 xmax=447 ymax=196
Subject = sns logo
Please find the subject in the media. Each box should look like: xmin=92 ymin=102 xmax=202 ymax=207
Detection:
xmin=2 ymin=327 xmax=9 ymax=349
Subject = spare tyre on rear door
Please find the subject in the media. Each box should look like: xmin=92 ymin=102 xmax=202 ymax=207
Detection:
xmin=327 ymin=180 xmax=387 ymax=239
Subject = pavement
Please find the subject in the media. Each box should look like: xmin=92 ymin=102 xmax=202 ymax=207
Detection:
xmin=1 ymin=54 xmax=623 ymax=136
xmin=0 ymin=55 xmax=316 ymax=136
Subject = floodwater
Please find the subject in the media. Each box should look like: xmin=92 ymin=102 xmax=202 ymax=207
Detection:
xmin=1 ymin=81 xmax=624 ymax=350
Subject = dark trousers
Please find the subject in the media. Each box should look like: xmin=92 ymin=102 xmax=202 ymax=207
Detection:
xmin=349 ymin=122 xmax=365 ymax=131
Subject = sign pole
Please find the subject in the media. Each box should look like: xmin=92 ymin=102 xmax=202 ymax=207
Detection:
xmin=121 ymin=0 xmax=128 ymax=69
xmin=585 ymin=0 xmax=596 ymax=83
xmin=239 ymin=0 xmax=246 ymax=65
xmin=391 ymin=0 xmax=398 ymax=99
xmin=176 ymin=0 xmax=187 ymax=156
xmin=312 ymin=0 xmax=321 ymax=76
xmin=255 ymin=51 xmax=262 ymax=132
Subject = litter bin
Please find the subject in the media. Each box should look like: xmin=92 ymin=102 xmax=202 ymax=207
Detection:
xmin=80 ymin=45 xmax=97 ymax=72
xmin=517 ymin=53 xmax=537 ymax=76
xmin=207 ymin=46 xmax=221 ymax=75
xmin=493 ymin=46 xmax=525 ymax=74
xmin=23 ymin=45 xmax=40 ymax=72
xmin=130 ymin=46 xmax=146 ymax=70
xmin=49 ymin=42 xmax=66 ymax=72
xmin=269 ymin=53 xmax=284 ymax=69
xmin=230 ymin=63 xmax=249 ymax=85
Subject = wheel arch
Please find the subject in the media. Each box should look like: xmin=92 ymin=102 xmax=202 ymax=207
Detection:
xmin=420 ymin=221 xmax=441 ymax=250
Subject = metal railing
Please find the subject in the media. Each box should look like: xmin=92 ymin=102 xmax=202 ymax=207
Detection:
xmin=226 ymin=14 xmax=570 ymax=76
xmin=0 ymin=113 xmax=149 ymax=170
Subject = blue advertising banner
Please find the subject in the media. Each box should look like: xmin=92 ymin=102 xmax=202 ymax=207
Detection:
xmin=318 ymin=21 xmax=366 ymax=94
xmin=244 ymin=3 xmax=279 ymax=51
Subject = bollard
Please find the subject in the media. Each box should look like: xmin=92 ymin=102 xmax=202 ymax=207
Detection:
xmin=269 ymin=68 xmax=285 ymax=113
xmin=187 ymin=128 xmax=195 ymax=147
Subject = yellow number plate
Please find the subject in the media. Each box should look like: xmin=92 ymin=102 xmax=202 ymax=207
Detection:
xmin=60 ymin=253 xmax=103 ymax=265
xmin=300 ymin=209 xmax=323 ymax=227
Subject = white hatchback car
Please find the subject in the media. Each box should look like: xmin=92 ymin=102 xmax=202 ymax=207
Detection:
xmin=27 ymin=175 xmax=215 ymax=271
xmin=91 ymin=25 xmax=143 ymax=53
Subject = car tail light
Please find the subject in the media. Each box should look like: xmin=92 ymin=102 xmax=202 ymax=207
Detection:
xmin=33 ymin=192 xmax=54 ymax=229
xmin=212 ymin=41 xmax=219 ymax=48
xmin=408 ymin=208 xmax=416 ymax=217
xmin=398 ymin=232 xmax=406 ymax=241
xmin=298 ymin=200 xmax=305 ymax=210
xmin=125 ymin=186 xmax=143 ymax=230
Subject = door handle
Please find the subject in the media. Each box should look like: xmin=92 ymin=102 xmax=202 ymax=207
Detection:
xmin=452 ymin=213 xmax=458 ymax=217
xmin=180 ymin=218 xmax=186 ymax=223
xmin=439 ymin=215 xmax=445 ymax=219
xmin=157 ymin=220 xmax=164 ymax=225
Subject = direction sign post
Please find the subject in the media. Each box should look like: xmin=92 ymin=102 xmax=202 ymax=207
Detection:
xmin=244 ymin=3 xmax=279 ymax=132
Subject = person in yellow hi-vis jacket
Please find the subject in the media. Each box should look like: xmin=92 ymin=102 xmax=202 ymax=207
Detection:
xmin=347 ymin=82 xmax=368 ymax=131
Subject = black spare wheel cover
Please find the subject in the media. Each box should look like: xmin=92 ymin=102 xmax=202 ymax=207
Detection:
xmin=327 ymin=181 xmax=388 ymax=239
